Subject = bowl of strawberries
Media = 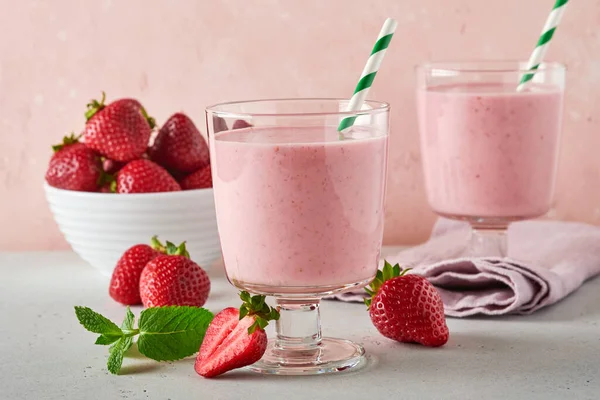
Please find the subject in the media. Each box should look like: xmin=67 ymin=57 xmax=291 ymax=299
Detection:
xmin=44 ymin=93 xmax=220 ymax=277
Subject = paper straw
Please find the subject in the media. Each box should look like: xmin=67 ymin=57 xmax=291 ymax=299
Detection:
xmin=517 ymin=0 xmax=569 ymax=90
xmin=338 ymin=18 xmax=397 ymax=132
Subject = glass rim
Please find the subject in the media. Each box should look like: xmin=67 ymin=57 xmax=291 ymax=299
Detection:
xmin=205 ymin=98 xmax=390 ymax=118
xmin=415 ymin=60 xmax=566 ymax=74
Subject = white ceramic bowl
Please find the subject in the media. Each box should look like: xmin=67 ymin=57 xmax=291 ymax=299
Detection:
xmin=44 ymin=183 xmax=222 ymax=277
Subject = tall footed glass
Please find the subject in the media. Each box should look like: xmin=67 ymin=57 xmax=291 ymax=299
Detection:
xmin=416 ymin=61 xmax=565 ymax=257
xmin=207 ymin=99 xmax=389 ymax=375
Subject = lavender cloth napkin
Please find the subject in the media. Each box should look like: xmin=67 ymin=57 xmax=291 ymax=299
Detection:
xmin=331 ymin=219 xmax=600 ymax=317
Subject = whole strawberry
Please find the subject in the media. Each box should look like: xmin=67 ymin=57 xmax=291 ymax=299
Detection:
xmin=102 ymin=158 xmax=126 ymax=175
xmin=109 ymin=237 xmax=164 ymax=305
xmin=366 ymin=262 xmax=449 ymax=347
xmin=116 ymin=159 xmax=181 ymax=193
xmin=45 ymin=134 xmax=102 ymax=192
xmin=139 ymin=241 xmax=210 ymax=308
xmin=212 ymin=116 xmax=228 ymax=133
xmin=179 ymin=165 xmax=212 ymax=190
xmin=232 ymin=119 xmax=252 ymax=130
xmin=84 ymin=92 xmax=155 ymax=162
xmin=149 ymin=113 xmax=210 ymax=174
xmin=195 ymin=291 xmax=279 ymax=378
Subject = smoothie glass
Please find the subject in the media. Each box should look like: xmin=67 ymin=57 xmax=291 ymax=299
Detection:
xmin=416 ymin=61 xmax=565 ymax=257
xmin=207 ymin=99 xmax=389 ymax=375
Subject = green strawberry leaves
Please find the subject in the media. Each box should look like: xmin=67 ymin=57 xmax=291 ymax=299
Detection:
xmin=75 ymin=305 xmax=213 ymax=375
xmin=150 ymin=236 xmax=190 ymax=258
xmin=51 ymin=133 xmax=81 ymax=152
xmin=238 ymin=291 xmax=280 ymax=334
xmin=85 ymin=91 xmax=106 ymax=121
xmin=364 ymin=261 xmax=410 ymax=309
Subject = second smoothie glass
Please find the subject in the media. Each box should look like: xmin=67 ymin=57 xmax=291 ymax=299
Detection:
xmin=207 ymin=99 xmax=389 ymax=375
xmin=416 ymin=61 xmax=565 ymax=257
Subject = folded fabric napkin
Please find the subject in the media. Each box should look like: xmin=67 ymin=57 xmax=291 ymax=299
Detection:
xmin=331 ymin=219 xmax=600 ymax=317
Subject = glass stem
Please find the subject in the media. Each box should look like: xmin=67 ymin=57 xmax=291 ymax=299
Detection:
xmin=275 ymin=299 xmax=322 ymax=350
xmin=468 ymin=225 xmax=508 ymax=258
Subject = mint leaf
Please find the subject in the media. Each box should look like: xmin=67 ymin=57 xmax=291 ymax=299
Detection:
xmin=121 ymin=306 xmax=135 ymax=333
xmin=95 ymin=335 xmax=121 ymax=345
xmin=137 ymin=306 xmax=213 ymax=362
xmin=107 ymin=336 xmax=133 ymax=375
xmin=74 ymin=306 xmax=122 ymax=337
xmin=122 ymin=336 xmax=133 ymax=354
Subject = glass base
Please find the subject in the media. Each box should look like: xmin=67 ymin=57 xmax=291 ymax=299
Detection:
xmin=247 ymin=337 xmax=365 ymax=375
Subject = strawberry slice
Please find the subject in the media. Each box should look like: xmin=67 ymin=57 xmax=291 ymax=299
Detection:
xmin=195 ymin=292 xmax=279 ymax=378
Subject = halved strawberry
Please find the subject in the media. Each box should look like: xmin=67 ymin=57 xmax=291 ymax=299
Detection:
xmin=194 ymin=291 xmax=279 ymax=378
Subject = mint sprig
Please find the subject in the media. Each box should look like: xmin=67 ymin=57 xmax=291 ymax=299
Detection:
xmin=74 ymin=306 xmax=213 ymax=375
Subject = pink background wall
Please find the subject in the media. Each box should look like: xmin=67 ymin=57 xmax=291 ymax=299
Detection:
xmin=1 ymin=0 xmax=599 ymax=250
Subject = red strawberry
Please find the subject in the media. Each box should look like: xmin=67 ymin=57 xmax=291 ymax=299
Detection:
xmin=116 ymin=159 xmax=181 ymax=193
xmin=45 ymin=134 xmax=102 ymax=192
xmin=98 ymin=183 xmax=114 ymax=193
xmin=195 ymin=292 xmax=279 ymax=378
xmin=109 ymin=237 xmax=164 ymax=305
xmin=102 ymin=158 xmax=126 ymax=175
xmin=149 ymin=113 xmax=210 ymax=174
xmin=139 ymin=241 xmax=210 ymax=307
xmin=365 ymin=262 xmax=449 ymax=347
xmin=179 ymin=165 xmax=212 ymax=190
xmin=232 ymin=120 xmax=252 ymax=130
xmin=213 ymin=116 xmax=228 ymax=133
xmin=84 ymin=92 xmax=155 ymax=162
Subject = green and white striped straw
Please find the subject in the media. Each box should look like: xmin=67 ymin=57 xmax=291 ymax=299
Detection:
xmin=518 ymin=0 xmax=569 ymax=90
xmin=338 ymin=18 xmax=397 ymax=132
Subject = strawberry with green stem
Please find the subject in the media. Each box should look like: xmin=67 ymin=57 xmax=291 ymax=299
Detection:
xmin=139 ymin=240 xmax=210 ymax=307
xmin=84 ymin=92 xmax=155 ymax=162
xmin=195 ymin=291 xmax=280 ymax=378
xmin=45 ymin=133 xmax=103 ymax=192
xmin=365 ymin=261 xmax=449 ymax=347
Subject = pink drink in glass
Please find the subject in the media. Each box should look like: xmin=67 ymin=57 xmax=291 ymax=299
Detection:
xmin=212 ymin=126 xmax=388 ymax=293
xmin=418 ymin=82 xmax=563 ymax=221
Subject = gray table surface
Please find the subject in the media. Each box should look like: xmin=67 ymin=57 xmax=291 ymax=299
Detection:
xmin=1 ymin=251 xmax=599 ymax=400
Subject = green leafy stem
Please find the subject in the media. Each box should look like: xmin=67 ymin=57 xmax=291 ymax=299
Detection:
xmin=74 ymin=305 xmax=214 ymax=375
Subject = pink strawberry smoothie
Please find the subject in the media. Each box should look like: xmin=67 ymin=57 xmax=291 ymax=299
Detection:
xmin=211 ymin=126 xmax=388 ymax=291
xmin=417 ymin=83 xmax=563 ymax=221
